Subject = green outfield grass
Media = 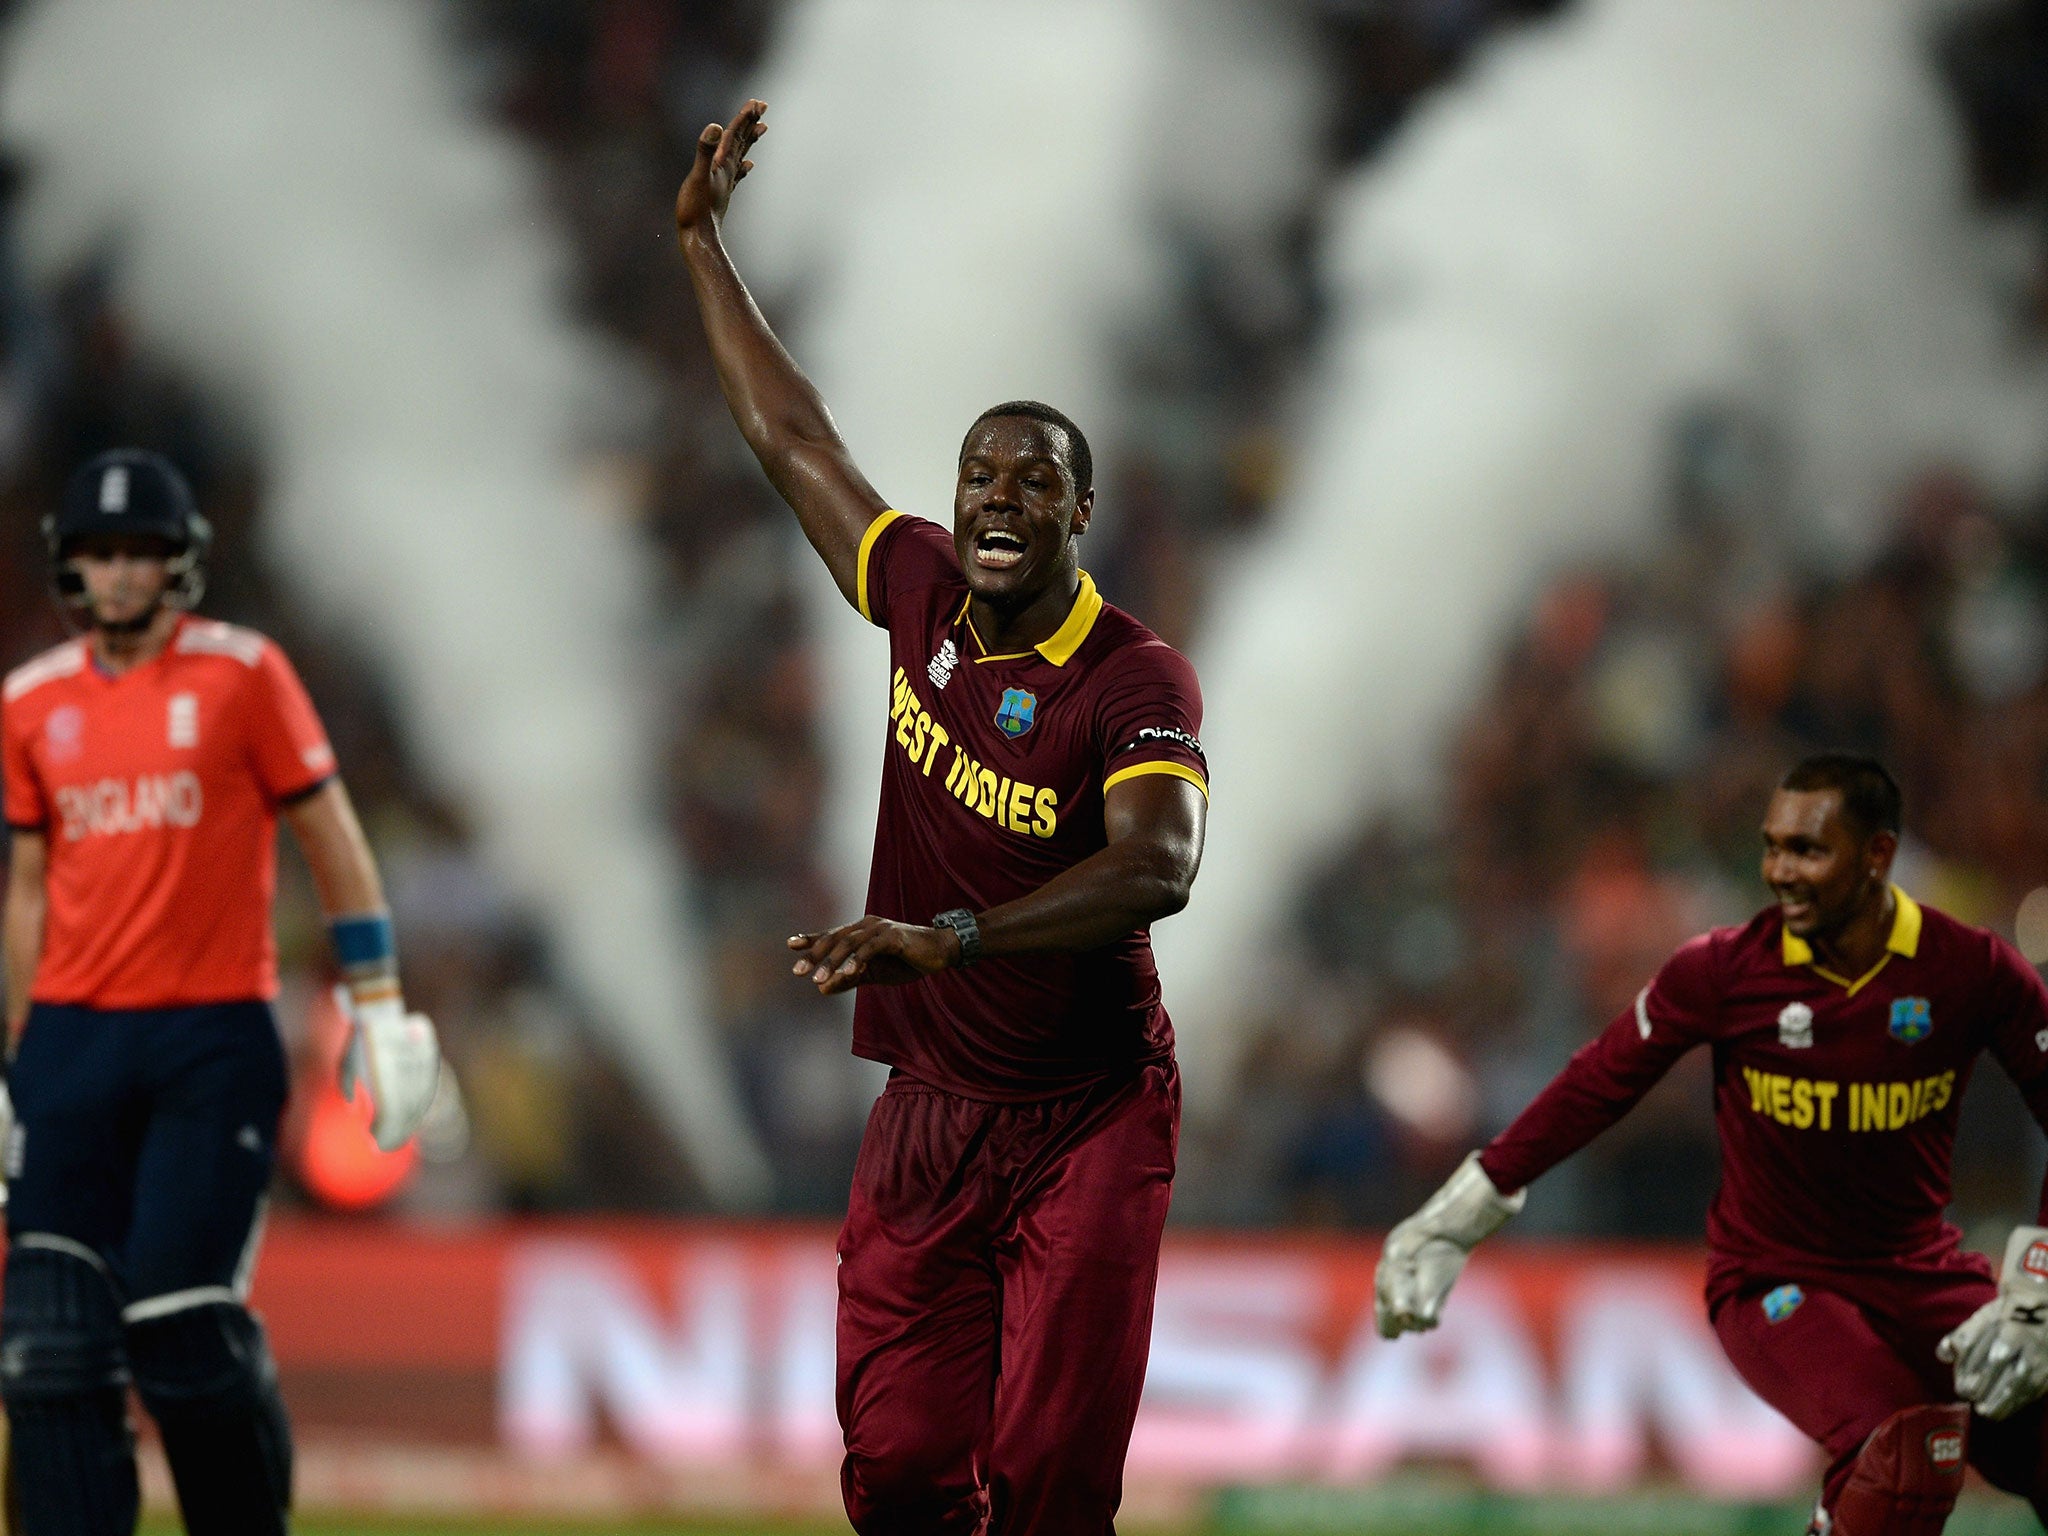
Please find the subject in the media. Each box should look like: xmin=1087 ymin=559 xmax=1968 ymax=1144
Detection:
xmin=133 ymin=1498 xmax=2046 ymax=1536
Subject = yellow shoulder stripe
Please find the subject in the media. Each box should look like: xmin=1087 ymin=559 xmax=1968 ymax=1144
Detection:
xmin=855 ymin=510 xmax=906 ymax=626
xmin=1104 ymin=760 xmax=1208 ymax=799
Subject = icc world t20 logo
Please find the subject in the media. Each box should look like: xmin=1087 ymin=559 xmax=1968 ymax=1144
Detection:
xmin=1889 ymin=997 xmax=1933 ymax=1044
xmin=1776 ymin=1002 xmax=1813 ymax=1049
xmin=994 ymin=688 xmax=1037 ymax=739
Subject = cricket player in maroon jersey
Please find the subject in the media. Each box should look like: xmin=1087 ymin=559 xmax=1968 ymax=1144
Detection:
xmin=1375 ymin=754 xmax=2048 ymax=1535
xmin=674 ymin=101 xmax=1208 ymax=1534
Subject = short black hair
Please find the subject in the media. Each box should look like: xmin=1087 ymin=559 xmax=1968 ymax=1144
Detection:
xmin=1779 ymin=752 xmax=1902 ymax=840
xmin=960 ymin=400 xmax=1092 ymax=496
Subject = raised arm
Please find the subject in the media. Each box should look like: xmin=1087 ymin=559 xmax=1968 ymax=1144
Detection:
xmin=788 ymin=774 xmax=1207 ymax=993
xmin=674 ymin=100 xmax=890 ymax=607
xmin=4 ymin=830 xmax=48 ymax=1044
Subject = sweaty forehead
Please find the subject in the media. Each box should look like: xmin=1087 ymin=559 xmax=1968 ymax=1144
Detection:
xmin=1764 ymin=787 xmax=1847 ymax=841
xmin=960 ymin=416 xmax=1070 ymax=471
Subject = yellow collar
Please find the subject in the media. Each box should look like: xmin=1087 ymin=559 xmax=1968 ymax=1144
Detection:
xmin=955 ymin=571 xmax=1103 ymax=668
xmin=1781 ymin=885 xmax=1921 ymax=994
xmin=1035 ymin=571 xmax=1102 ymax=666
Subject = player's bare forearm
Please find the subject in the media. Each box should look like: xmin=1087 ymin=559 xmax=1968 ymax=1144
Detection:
xmin=3 ymin=831 xmax=48 ymax=1040
xmin=976 ymin=793 xmax=1205 ymax=957
xmin=283 ymin=780 xmax=386 ymax=922
xmin=790 ymin=776 xmax=1205 ymax=993
xmin=676 ymin=100 xmax=888 ymax=606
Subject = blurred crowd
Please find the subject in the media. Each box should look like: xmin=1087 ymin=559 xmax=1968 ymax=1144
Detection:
xmin=1189 ymin=436 xmax=2048 ymax=1235
xmin=2 ymin=0 xmax=2046 ymax=1230
xmin=0 ymin=156 xmax=690 ymax=1215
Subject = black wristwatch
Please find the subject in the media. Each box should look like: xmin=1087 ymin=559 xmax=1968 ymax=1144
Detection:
xmin=931 ymin=909 xmax=982 ymax=968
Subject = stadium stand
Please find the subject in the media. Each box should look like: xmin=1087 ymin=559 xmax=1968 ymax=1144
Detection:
xmin=0 ymin=0 xmax=2042 ymax=1234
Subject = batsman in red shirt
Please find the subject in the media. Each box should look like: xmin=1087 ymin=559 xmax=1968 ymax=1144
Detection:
xmin=1375 ymin=754 xmax=2048 ymax=1535
xmin=1 ymin=451 xmax=441 ymax=1536
xmin=676 ymin=102 xmax=1208 ymax=1534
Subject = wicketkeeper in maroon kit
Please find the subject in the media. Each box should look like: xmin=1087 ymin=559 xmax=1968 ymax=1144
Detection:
xmin=1376 ymin=754 xmax=2048 ymax=1535
xmin=674 ymin=102 xmax=1208 ymax=1534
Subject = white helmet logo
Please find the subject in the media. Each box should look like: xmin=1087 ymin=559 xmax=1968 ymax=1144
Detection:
xmin=99 ymin=466 xmax=130 ymax=513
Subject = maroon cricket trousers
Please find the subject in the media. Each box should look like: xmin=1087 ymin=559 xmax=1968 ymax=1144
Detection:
xmin=1713 ymin=1262 xmax=2048 ymax=1519
xmin=835 ymin=1060 xmax=1178 ymax=1536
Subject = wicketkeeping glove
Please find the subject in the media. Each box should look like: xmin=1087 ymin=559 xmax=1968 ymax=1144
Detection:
xmin=335 ymin=985 xmax=442 ymax=1153
xmin=1374 ymin=1151 xmax=1526 ymax=1338
xmin=1938 ymin=1224 xmax=2048 ymax=1421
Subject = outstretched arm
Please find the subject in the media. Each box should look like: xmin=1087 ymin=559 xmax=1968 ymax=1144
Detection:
xmin=1376 ymin=956 xmax=1713 ymax=1338
xmin=1477 ymin=988 xmax=1697 ymax=1193
xmin=788 ymin=775 xmax=1207 ymax=993
xmin=675 ymin=100 xmax=890 ymax=607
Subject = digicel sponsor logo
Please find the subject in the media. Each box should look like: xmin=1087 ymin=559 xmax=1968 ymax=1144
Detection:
xmin=54 ymin=772 xmax=203 ymax=841
xmin=1927 ymin=1430 xmax=1965 ymax=1470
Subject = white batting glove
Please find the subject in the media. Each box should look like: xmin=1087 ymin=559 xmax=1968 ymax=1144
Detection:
xmin=1939 ymin=1225 xmax=2048 ymax=1421
xmin=1374 ymin=1151 xmax=1526 ymax=1338
xmin=335 ymin=985 xmax=442 ymax=1153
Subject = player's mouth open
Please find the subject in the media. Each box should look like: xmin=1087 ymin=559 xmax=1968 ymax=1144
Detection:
xmin=974 ymin=529 xmax=1027 ymax=570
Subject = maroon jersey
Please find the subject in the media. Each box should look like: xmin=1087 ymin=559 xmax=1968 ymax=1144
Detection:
xmin=1481 ymin=890 xmax=2048 ymax=1306
xmin=848 ymin=510 xmax=1207 ymax=1099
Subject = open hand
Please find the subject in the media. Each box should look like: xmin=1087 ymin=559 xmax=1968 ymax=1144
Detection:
xmin=676 ymin=98 xmax=766 ymax=238
xmin=789 ymin=916 xmax=961 ymax=996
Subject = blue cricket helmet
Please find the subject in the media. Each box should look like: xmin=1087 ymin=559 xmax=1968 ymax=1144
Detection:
xmin=42 ymin=449 xmax=213 ymax=611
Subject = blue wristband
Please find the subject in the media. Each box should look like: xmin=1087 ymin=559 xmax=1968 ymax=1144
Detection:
xmin=329 ymin=911 xmax=397 ymax=972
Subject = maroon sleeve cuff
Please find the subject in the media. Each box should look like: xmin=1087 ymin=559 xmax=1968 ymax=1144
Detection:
xmin=1477 ymin=1146 xmax=1523 ymax=1197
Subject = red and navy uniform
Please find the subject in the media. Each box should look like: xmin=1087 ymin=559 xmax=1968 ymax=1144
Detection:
xmin=836 ymin=510 xmax=1205 ymax=1536
xmin=2 ymin=616 xmax=333 ymax=1307
xmin=1482 ymin=890 xmax=2048 ymax=1512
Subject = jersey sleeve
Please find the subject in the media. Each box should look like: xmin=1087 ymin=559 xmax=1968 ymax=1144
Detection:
xmin=1094 ymin=640 xmax=1208 ymax=800
xmin=1480 ymin=930 xmax=1720 ymax=1193
xmin=856 ymin=511 xmax=958 ymax=629
xmin=2 ymin=699 xmax=46 ymax=832
xmin=244 ymin=642 xmax=338 ymax=804
xmin=1981 ymin=932 xmax=2048 ymax=1223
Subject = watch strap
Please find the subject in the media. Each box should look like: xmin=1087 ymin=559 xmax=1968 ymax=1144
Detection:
xmin=931 ymin=908 xmax=982 ymax=967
